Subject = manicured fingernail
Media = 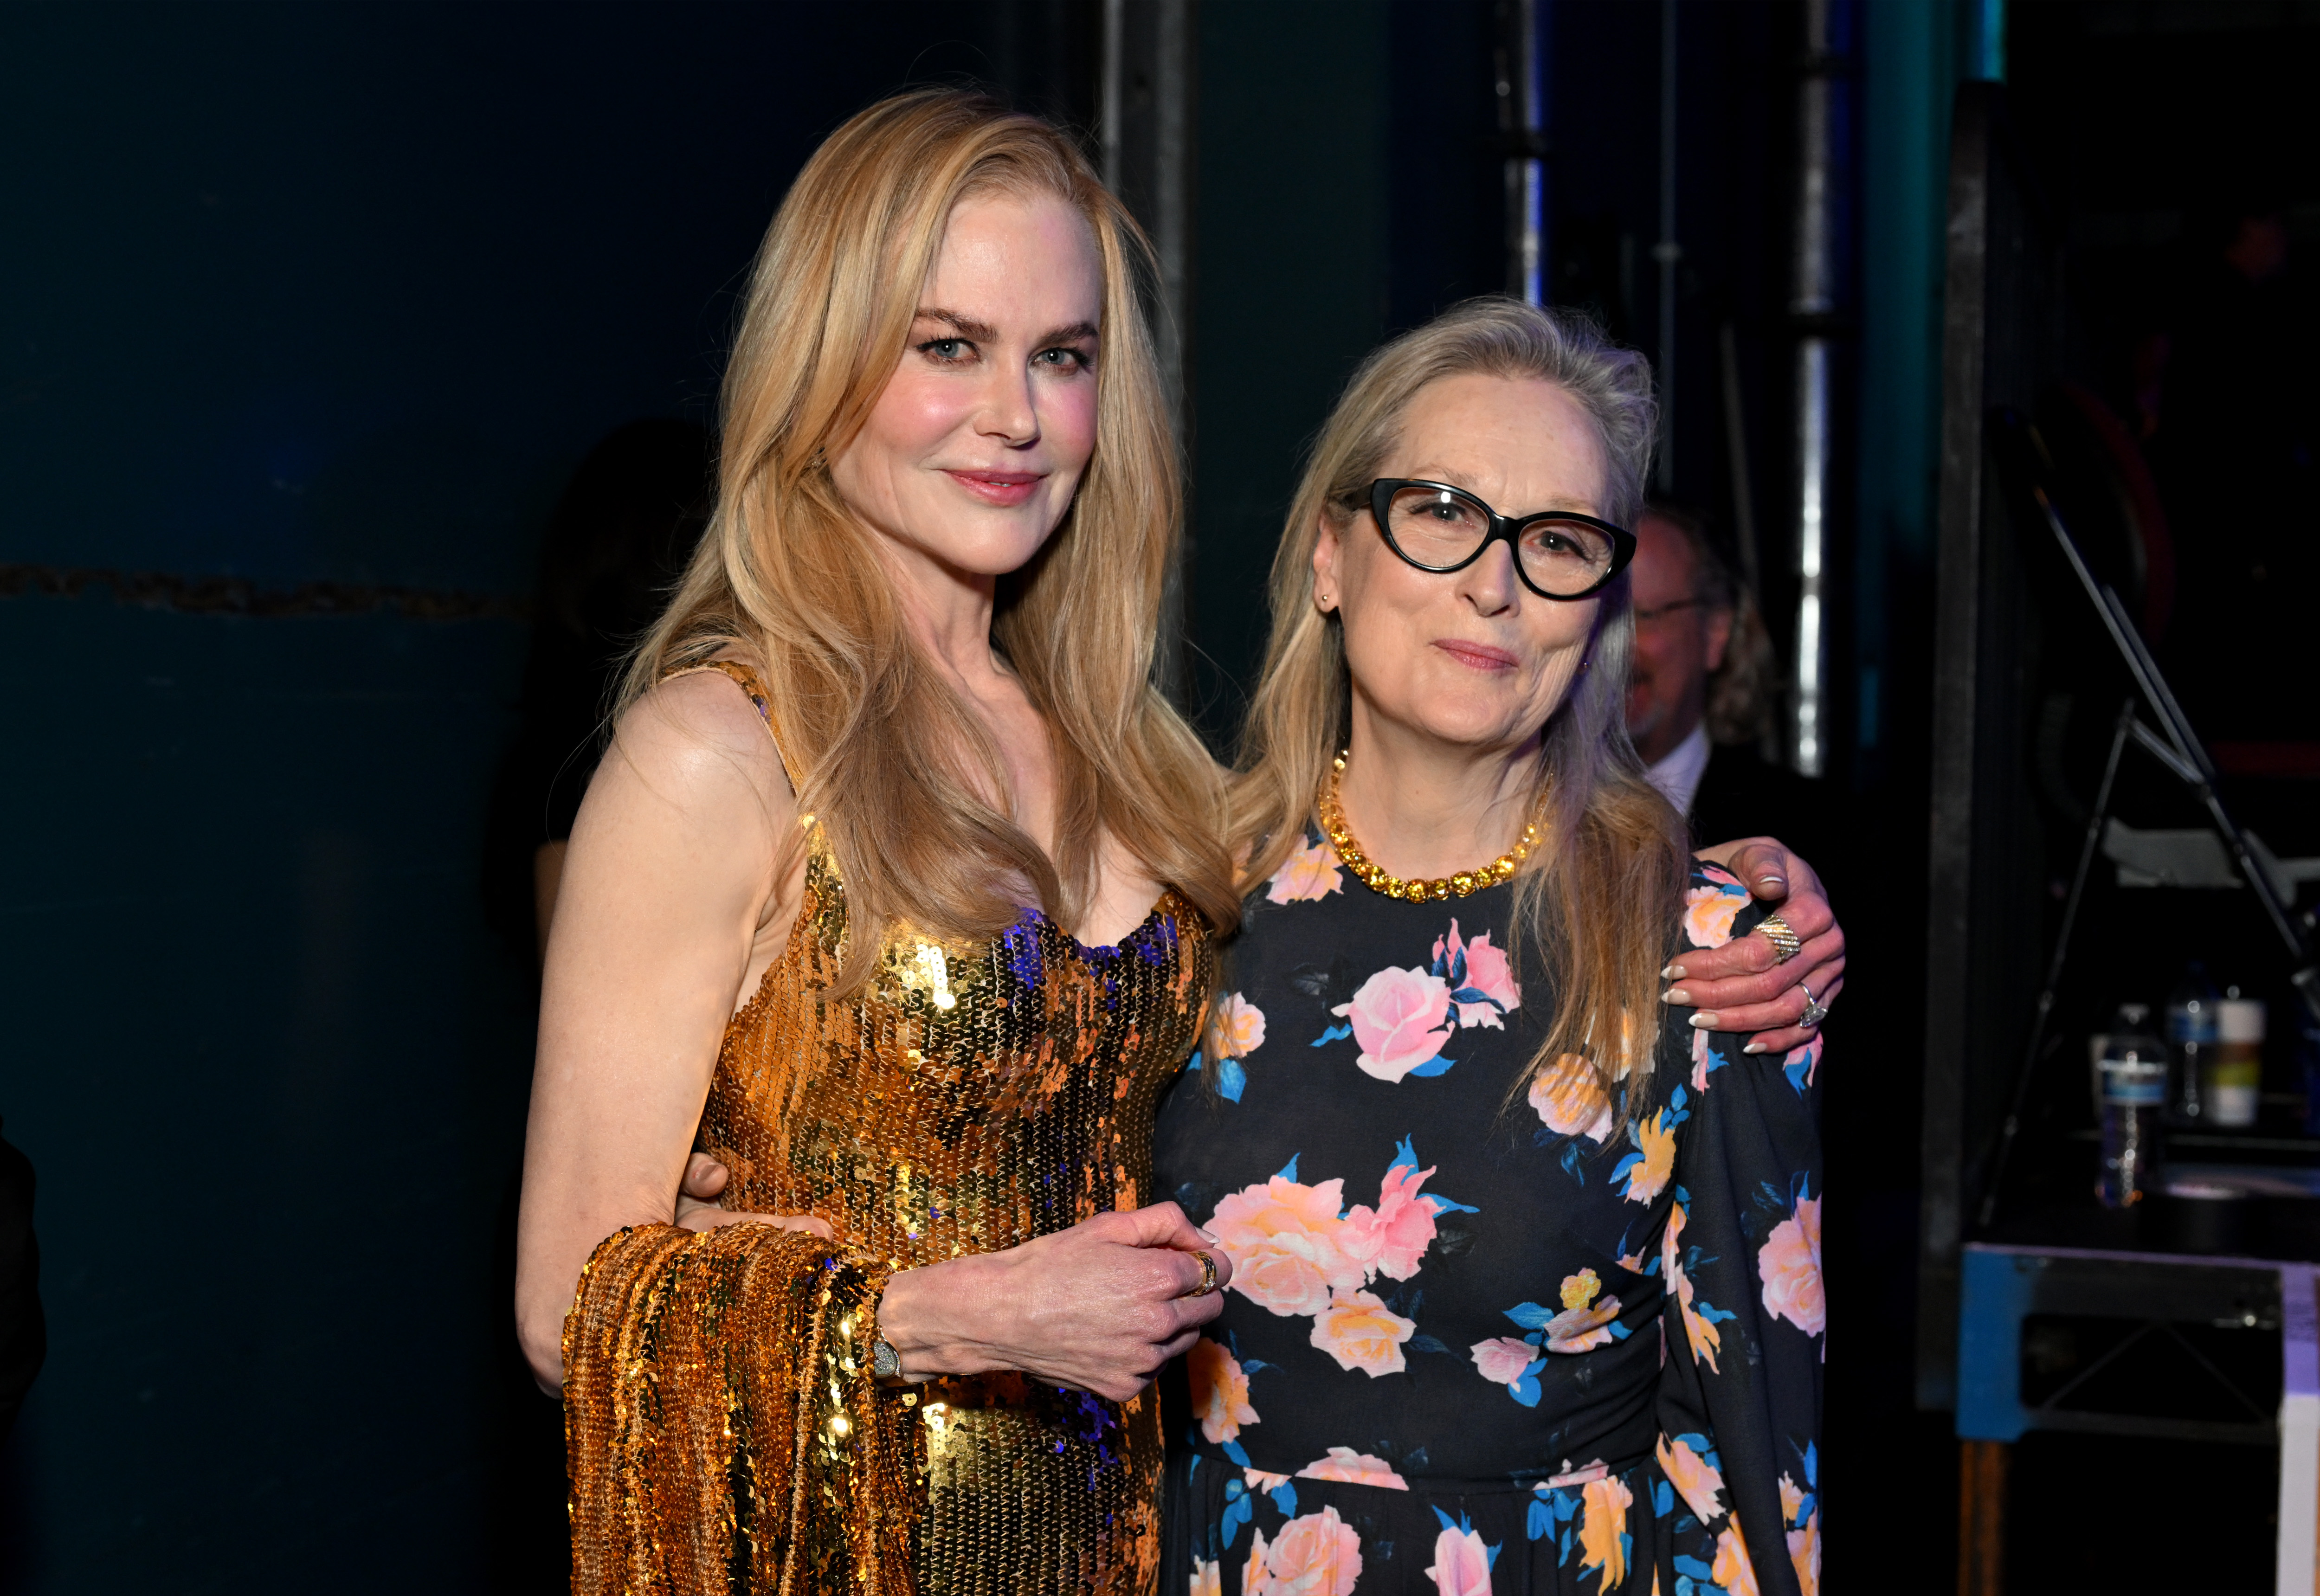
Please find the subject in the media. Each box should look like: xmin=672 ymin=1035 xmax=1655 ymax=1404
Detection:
xmin=1756 ymin=875 xmax=1787 ymax=892
xmin=1196 ymin=1227 xmax=1217 ymax=1243
xmin=1662 ymin=962 xmax=1687 ymax=980
xmin=1663 ymin=986 xmax=1692 ymax=1006
xmin=1744 ymin=1042 xmax=1768 ymax=1055
xmin=1688 ymin=1012 xmax=1719 ymax=1029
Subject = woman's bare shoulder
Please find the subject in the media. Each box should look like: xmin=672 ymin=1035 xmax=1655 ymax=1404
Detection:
xmin=597 ymin=667 xmax=797 ymax=826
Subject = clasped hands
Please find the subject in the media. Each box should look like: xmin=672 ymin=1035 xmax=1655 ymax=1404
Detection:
xmin=673 ymin=1155 xmax=1230 ymax=1403
xmin=667 ymin=837 xmax=1839 ymax=1402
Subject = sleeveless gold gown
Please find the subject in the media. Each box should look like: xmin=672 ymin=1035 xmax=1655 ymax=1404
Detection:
xmin=563 ymin=663 xmax=1213 ymax=1596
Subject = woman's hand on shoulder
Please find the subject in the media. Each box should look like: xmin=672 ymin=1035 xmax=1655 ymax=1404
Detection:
xmin=875 ymin=1203 xmax=1233 ymax=1403
xmin=1668 ymin=836 xmax=1845 ymax=1056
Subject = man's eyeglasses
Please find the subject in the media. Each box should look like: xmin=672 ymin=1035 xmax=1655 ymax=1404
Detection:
xmin=1633 ymin=598 xmax=1710 ymax=625
xmin=1366 ymin=479 xmax=1636 ymax=601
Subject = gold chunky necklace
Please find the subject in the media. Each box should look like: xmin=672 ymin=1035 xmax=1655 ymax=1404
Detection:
xmin=1316 ymin=752 xmax=1539 ymax=902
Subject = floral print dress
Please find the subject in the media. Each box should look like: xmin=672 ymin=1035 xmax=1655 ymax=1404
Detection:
xmin=1150 ymin=840 xmax=1823 ymax=1596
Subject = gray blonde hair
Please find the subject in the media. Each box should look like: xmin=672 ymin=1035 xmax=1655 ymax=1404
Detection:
xmin=1231 ymin=297 xmax=1688 ymax=1104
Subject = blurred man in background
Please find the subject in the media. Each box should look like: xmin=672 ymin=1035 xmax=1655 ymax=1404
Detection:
xmin=1625 ymin=501 xmax=1824 ymax=847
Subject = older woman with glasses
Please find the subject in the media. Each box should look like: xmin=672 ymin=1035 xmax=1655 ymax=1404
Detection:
xmin=1153 ymin=299 xmax=1827 ymax=1596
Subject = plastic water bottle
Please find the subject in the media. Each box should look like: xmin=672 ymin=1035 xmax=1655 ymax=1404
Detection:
xmin=2208 ymin=995 xmax=2266 ymax=1130
xmin=2095 ymin=1004 xmax=2168 ymax=1208
xmin=2165 ymin=963 xmax=2220 ymax=1124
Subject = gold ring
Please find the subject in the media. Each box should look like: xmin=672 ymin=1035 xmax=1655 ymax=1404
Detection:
xmin=1190 ymin=1250 xmax=1218 ymax=1297
xmin=1758 ymin=913 xmax=1803 ymax=964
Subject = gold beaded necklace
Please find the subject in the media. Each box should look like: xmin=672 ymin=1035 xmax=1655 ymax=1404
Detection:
xmin=1316 ymin=752 xmax=1540 ymax=902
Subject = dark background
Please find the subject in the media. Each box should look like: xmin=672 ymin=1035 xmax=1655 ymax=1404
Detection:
xmin=5 ymin=1 xmax=2306 ymax=1591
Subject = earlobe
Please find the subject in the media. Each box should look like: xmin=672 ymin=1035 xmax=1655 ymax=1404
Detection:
xmin=1311 ymin=515 xmax=1343 ymax=613
xmin=1705 ymin=610 xmax=1735 ymax=673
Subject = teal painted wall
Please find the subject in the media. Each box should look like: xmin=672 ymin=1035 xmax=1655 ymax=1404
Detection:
xmin=1186 ymin=0 xmax=1393 ymax=740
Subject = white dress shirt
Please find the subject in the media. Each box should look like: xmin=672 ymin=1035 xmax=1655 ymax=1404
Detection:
xmin=1643 ymin=721 xmax=1711 ymax=818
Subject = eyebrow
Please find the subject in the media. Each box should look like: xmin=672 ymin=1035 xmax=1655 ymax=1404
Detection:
xmin=1402 ymin=466 xmax=1598 ymax=515
xmin=914 ymin=307 xmax=999 ymax=342
xmin=912 ymin=308 xmax=1100 ymax=347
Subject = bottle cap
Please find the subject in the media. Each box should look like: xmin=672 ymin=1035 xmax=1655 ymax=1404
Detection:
xmin=2219 ymin=999 xmax=2267 ymax=1043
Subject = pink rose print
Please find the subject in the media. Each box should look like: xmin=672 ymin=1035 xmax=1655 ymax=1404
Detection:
xmin=1543 ymin=1267 xmax=1623 ymax=1353
xmin=1244 ymin=1467 xmax=1292 ymax=1493
xmin=1527 ymin=1052 xmax=1613 ymax=1144
xmin=1577 ymin=1476 xmax=1633 ymax=1588
xmin=1296 ymin=1447 xmax=1408 ymax=1491
xmin=1332 ymin=965 xmax=1456 ymax=1082
xmin=1790 ymin=1516 xmax=1821 ymax=1596
xmin=1656 ymin=1431 xmax=1728 ymax=1523
xmin=1682 ymin=882 xmax=1750 ymax=948
xmin=1190 ymin=1559 xmax=1222 ymax=1596
xmin=1186 ymin=1336 xmax=1258 ymax=1444
xmin=1210 ymin=1171 xmax=1359 ymax=1318
xmin=1431 ymin=919 xmax=1522 ymax=1030
xmin=1424 ymin=1512 xmax=1495 ymax=1596
xmin=1309 ymin=1287 xmax=1416 ymax=1376
xmin=1468 ymin=1336 xmax=1536 ymax=1385
xmin=1247 ymin=1505 xmax=1363 ymax=1596
xmin=1206 ymin=992 xmax=1267 ymax=1061
xmin=1614 ymin=1107 xmax=1678 ymax=1204
xmin=1713 ymin=1524 xmax=1762 ymax=1596
xmin=1340 ymin=1158 xmax=1440 ymax=1282
xmin=1663 ymin=1203 xmax=1729 ymax=1373
xmin=1545 ymin=1458 xmax=1611 ymax=1487
xmin=1266 ymin=836 xmax=1346 ymax=904
xmin=1759 ymin=1191 xmax=1824 ymax=1337
xmin=1783 ymin=1473 xmax=1821 ymax=1596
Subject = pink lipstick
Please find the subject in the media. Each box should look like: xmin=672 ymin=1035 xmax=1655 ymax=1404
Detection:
xmin=1433 ymin=639 xmax=1520 ymax=671
xmin=945 ymin=469 xmax=1044 ymax=507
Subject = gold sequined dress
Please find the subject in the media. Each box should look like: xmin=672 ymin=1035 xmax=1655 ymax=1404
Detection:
xmin=563 ymin=662 xmax=1213 ymax=1596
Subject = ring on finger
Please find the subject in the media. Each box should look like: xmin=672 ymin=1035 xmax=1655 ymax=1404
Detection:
xmin=1797 ymin=980 xmax=1830 ymax=1029
xmin=1757 ymin=913 xmax=1803 ymax=964
xmin=1189 ymin=1250 xmax=1218 ymax=1298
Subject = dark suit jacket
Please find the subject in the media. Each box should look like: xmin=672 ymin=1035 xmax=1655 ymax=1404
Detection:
xmin=1688 ymin=744 xmax=1831 ymax=854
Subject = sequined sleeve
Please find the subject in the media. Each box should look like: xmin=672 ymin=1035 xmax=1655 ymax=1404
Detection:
xmin=562 ymin=1221 xmax=914 ymax=1595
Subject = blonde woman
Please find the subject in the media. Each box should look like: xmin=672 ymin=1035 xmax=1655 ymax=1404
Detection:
xmin=515 ymin=92 xmax=1244 ymax=1593
xmin=1152 ymin=302 xmax=1826 ymax=1595
xmin=518 ymin=91 xmax=1838 ymax=1595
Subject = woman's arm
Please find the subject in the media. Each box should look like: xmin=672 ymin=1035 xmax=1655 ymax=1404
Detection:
xmin=1653 ymin=890 xmax=1824 ymax=1596
xmin=1675 ymin=837 xmax=1846 ymax=1055
xmin=520 ymin=669 xmax=1231 ymax=1398
xmin=516 ymin=671 xmax=805 ymax=1389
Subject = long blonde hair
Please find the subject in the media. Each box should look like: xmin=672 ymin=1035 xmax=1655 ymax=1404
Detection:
xmin=624 ymin=89 xmax=1237 ymax=979
xmin=1233 ymin=298 xmax=1688 ymax=1100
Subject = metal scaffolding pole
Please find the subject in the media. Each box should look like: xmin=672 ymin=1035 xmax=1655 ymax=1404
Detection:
xmin=1788 ymin=0 xmax=1841 ymax=776
xmin=1101 ymin=0 xmax=1197 ymax=701
xmin=1498 ymin=0 xmax=1547 ymax=304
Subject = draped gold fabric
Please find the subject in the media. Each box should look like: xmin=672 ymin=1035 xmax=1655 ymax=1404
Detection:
xmin=564 ymin=662 xmax=1213 ymax=1596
